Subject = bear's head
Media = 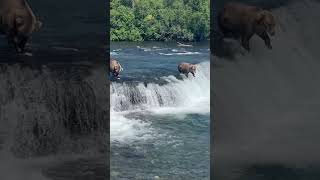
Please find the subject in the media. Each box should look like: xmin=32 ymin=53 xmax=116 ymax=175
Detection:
xmin=15 ymin=16 xmax=42 ymax=35
xmin=256 ymin=10 xmax=276 ymax=36
xmin=12 ymin=16 xmax=42 ymax=52
xmin=189 ymin=65 xmax=197 ymax=73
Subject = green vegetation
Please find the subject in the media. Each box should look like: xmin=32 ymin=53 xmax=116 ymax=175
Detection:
xmin=111 ymin=0 xmax=210 ymax=42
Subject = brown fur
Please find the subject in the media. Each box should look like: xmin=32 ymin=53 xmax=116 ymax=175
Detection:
xmin=0 ymin=0 xmax=42 ymax=53
xmin=178 ymin=62 xmax=197 ymax=77
xmin=218 ymin=2 xmax=276 ymax=51
xmin=110 ymin=58 xmax=123 ymax=79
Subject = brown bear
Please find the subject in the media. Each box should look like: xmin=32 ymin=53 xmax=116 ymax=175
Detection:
xmin=178 ymin=62 xmax=197 ymax=78
xmin=0 ymin=0 xmax=42 ymax=53
xmin=218 ymin=2 xmax=276 ymax=51
xmin=110 ymin=58 xmax=123 ymax=80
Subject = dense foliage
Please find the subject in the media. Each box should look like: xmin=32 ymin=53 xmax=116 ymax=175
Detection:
xmin=111 ymin=0 xmax=210 ymax=41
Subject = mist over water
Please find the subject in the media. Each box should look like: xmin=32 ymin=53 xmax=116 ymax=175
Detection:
xmin=213 ymin=0 xmax=320 ymax=179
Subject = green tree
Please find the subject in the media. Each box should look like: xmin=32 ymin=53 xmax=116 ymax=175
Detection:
xmin=111 ymin=0 xmax=142 ymax=41
xmin=110 ymin=0 xmax=209 ymax=42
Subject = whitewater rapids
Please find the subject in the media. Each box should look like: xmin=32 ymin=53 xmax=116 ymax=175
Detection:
xmin=110 ymin=61 xmax=210 ymax=143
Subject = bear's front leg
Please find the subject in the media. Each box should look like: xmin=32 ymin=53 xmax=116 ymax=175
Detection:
xmin=7 ymin=35 xmax=23 ymax=53
xmin=240 ymin=27 xmax=254 ymax=52
xmin=17 ymin=36 xmax=28 ymax=53
xmin=241 ymin=36 xmax=251 ymax=52
xmin=258 ymin=31 xmax=272 ymax=49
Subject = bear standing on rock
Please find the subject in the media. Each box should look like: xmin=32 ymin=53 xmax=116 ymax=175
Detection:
xmin=0 ymin=0 xmax=42 ymax=53
xmin=218 ymin=2 xmax=276 ymax=51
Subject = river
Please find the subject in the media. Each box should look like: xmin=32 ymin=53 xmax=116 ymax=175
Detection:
xmin=110 ymin=41 xmax=210 ymax=179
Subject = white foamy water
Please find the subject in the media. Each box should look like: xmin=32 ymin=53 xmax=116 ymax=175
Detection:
xmin=110 ymin=52 xmax=118 ymax=56
xmin=158 ymin=51 xmax=202 ymax=56
xmin=110 ymin=111 xmax=155 ymax=143
xmin=110 ymin=61 xmax=210 ymax=143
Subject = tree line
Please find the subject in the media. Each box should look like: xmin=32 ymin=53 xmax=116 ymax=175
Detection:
xmin=111 ymin=0 xmax=210 ymax=42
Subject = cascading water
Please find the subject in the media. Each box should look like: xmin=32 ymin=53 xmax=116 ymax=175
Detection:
xmin=110 ymin=43 xmax=210 ymax=179
xmin=110 ymin=61 xmax=209 ymax=143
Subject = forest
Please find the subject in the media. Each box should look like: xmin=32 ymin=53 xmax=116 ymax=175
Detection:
xmin=111 ymin=0 xmax=210 ymax=41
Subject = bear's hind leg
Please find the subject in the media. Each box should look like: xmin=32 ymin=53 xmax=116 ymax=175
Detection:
xmin=241 ymin=31 xmax=254 ymax=52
